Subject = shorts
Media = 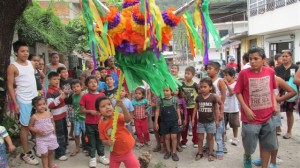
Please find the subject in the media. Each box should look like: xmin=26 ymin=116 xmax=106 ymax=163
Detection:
xmin=241 ymin=117 xmax=278 ymax=155
xmin=74 ymin=120 xmax=85 ymax=136
xmin=280 ymin=101 xmax=296 ymax=112
xmin=197 ymin=122 xmax=216 ymax=134
xmin=17 ymin=99 xmax=33 ymax=126
xmin=273 ymin=114 xmax=281 ymax=127
xmin=160 ymin=120 xmax=178 ymax=135
xmin=224 ymin=112 xmax=240 ymax=128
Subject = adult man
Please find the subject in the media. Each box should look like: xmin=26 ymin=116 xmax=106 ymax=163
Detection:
xmin=226 ymin=57 xmax=238 ymax=71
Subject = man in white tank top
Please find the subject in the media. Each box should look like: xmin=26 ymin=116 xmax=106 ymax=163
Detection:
xmin=7 ymin=41 xmax=39 ymax=165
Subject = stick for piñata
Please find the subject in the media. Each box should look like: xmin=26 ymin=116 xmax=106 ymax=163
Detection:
xmin=110 ymin=71 xmax=125 ymax=151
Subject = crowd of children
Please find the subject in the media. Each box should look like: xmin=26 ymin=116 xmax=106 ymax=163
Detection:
xmin=1 ymin=40 xmax=295 ymax=168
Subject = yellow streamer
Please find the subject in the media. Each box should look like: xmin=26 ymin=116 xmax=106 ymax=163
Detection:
xmin=89 ymin=0 xmax=103 ymax=31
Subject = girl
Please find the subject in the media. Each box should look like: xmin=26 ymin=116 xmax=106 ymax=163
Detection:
xmin=131 ymin=87 xmax=150 ymax=148
xmin=29 ymin=96 xmax=59 ymax=168
xmin=97 ymin=97 xmax=140 ymax=168
xmin=92 ymin=68 xmax=107 ymax=92
xmin=192 ymin=77 xmax=223 ymax=162
xmin=0 ymin=125 xmax=16 ymax=168
xmin=173 ymin=88 xmax=187 ymax=152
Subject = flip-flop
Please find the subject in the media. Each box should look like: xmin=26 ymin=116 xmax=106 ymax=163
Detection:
xmin=283 ymin=134 xmax=291 ymax=139
xmin=70 ymin=150 xmax=79 ymax=156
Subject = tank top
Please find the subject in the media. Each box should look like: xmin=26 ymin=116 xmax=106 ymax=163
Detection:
xmin=12 ymin=60 xmax=37 ymax=104
xmin=213 ymin=78 xmax=221 ymax=96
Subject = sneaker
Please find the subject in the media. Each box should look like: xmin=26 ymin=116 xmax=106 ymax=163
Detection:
xmin=89 ymin=157 xmax=97 ymax=168
xmin=243 ymin=155 xmax=252 ymax=168
xmin=20 ymin=151 xmax=39 ymax=165
xmin=181 ymin=144 xmax=187 ymax=148
xmin=269 ymin=163 xmax=278 ymax=168
xmin=172 ymin=153 xmax=179 ymax=161
xmin=164 ymin=152 xmax=171 ymax=159
xmin=193 ymin=144 xmax=198 ymax=148
xmin=231 ymin=138 xmax=238 ymax=146
xmin=223 ymin=145 xmax=228 ymax=153
xmin=276 ymin=157 xmax=284 ymax=165
xmin=252 ymin=158 xmax=262 ymax=166
xmin=65 ymin=149 xmax=70 ymax=154
xmin=99 ymin=155 xmax=109 ymax=165
xmin=58 ymin=155 xmax=68 ymax=161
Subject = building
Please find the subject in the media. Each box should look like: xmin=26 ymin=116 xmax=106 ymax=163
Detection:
xmin=248 ymin=0 xmax=300 ymax=61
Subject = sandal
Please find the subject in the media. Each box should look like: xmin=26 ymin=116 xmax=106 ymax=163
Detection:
xmin=137 ymin=144 xmax=144 ymax=149
xmin=208 ymin=154 xmax=215 ymax=161
xmin=217 ymin=155 xmax=224 ymax=160
xmin=152 ymin=146 xmax=161 ymax=152
xmin=195 ymin=153 xmax=203 ymax=161
xmin=51 ymin=164 xmax=60 ymax=168
xmin=177 ymin=146 xmax=183 ymax=152
xmin=283 ymin=134 xmax=291 ymax=139
xmin=70 ymin=150 xmax=79 ymax=156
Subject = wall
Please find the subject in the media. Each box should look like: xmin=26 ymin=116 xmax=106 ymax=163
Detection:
xmin=240 ymin=35 xmax=263 ymax=54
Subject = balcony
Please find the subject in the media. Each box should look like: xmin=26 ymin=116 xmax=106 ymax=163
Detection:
xmin=248 ymin=0 xmax=300 ymax=35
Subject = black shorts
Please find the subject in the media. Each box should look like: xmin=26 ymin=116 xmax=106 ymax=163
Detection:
xmin=280 ymin=101 xmax=296 ymax=112
xmin=160 ymin=120 xmax=178 ymax=135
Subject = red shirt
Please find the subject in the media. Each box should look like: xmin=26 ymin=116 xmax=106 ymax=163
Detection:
xmin=234 ymin=67 xmax=277 ymax=124
xmin=226 ymin=63 xmax=238 ymax=70
xmin=98 ymin=114 xmax=135 ymax=155
xmin=79 ymin=92 xmax=105 ymax=124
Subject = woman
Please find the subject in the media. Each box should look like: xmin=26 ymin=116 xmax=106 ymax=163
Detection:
xmin=275 ymin=51 xmax=298 ymax=139
xmin=105 ymin=57 xmax=120 ymax=87
xmin=45 ymin=52 xmax=66 ymax=90
xmin=80 ymin=59 xmax=94 ymax=89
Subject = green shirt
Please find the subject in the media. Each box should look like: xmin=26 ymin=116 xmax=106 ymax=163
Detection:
xmin=157 ymin=96 xmax=178 ymax=109
xmin=72 ymin=94 xmax=85 ymax=121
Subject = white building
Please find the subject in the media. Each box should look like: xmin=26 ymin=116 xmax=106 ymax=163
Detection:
xmin=248 ymin=0 xmax=300 ymax=61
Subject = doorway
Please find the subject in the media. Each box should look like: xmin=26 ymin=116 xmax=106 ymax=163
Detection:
xmin=270 ymin=41 xmax=294 ymax=57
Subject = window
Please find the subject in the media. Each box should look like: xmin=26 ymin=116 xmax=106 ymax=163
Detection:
xmin=249 ymin=39 xmax=257 ymax=48
xmin=219 ymin=30 xmax=229 ymax=38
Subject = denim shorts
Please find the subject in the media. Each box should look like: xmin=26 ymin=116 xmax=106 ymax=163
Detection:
xmin=197 ymin=122 xmax=216 ymax=134
xmin=74 ymin=120 xmax=85 ymax=136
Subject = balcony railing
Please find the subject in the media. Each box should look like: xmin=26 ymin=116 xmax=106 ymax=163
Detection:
xmin=249 ymin=0 xmax=299 ymax=17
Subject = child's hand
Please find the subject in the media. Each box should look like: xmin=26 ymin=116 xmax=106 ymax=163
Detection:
xmin=90 ymin=110 xmax=98 ymax=115
xmin=60 ymin=92 xmax=66 ymax=100
xmin=36 ymin=130 xmax=45 ymax=136
xmin=116 ymin=100 xmax=124 ymax=108
xmin=155 ymin=123 xmax=159 ymax=131
xmin=244 ymin=107 xmax=256 ymax=121
xmin=178 ymin=119 xmax=182 ymax=126
xmin=107 ymin=140 xmax=114 ymax=146
xmin=8 ymin=144 xmax=16 ymax=152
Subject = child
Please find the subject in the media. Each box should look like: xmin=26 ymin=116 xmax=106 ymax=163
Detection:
xmin=192 ymin=77 xmax=223 ymax=161
xmin=79 ymin=76 xmax=109 ymax=167
xmin=46 ymin=72 xmax=68 ymax=161
xmin=97 ymin=97 xmax=140 ymax=168
xmin=131 ymin=87 xmax=150 ymax=148
xmin=155 ymin=87 xmax=181 ymax=161
xmin=98 ymin=66 xmax=107 ymax=82
xmin=105 ymin=75 xmax=118 ymax=101
xmin=57 ymin=67 xmax=74 ymax=142
xmin=28 ymin=54 xmax=46 ymax=96
xmin=29 ymin=96 xmax=59 ymax=168
xmin=207 ymin=61 xmax=227 ymax=158
xmin=181 ymin=66 xmax=198 ymax=148
xmin=7 ymin=41 xmax=39 ymax=165
xmin=223 ymin=67 xmax=240 ymax=146
xmin=70 ymin=80 xmax=87 ymax=156
xmin=0 ymin=126 xmax=16 ymax=168
xmin=92 ymin=68 xmax=107 ymax=92
xmin=170 ymin=64 xmax=184 ymax=82
xmin=173 ymin=88 xmax=187 ymax=152
xmin=234 ymin=47 xmax=278 ymax=168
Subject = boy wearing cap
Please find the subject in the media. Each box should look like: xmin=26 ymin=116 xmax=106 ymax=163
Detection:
xmin=226 ymin=57 xmax=238 ymax=71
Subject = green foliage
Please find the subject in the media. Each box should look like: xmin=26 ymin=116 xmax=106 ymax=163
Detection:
xmin=66 ymin=18 xmax=90 ymax=53
xmin=16 ymin=1 xmax=78 ymax=53
xmin=2 ymin=115 xmax=20 ymax=137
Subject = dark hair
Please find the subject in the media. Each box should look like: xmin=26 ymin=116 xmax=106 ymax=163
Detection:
xmin=28 ymin=54 xmax=39 ymax=61
xmin=50 ymin=51 xmax=59 ymax=57
xmin=105 ymin=74 xmax=113 ymax=81
xmin=274 ymin=53 xmax=282 ymax=61
xmin=71 ymin=79 xmax=82 ymax=87
xmin=135 ymin=87 xmax=146 ymax=98
xmin=242 ymin=53 xmax=249 ymax=63
xmin=223 ymin=67 xmax=236 ymax=77
xmin=185 ymin=66 xmax=196 ymax=75
xmin=208 ymin=61 xmax=221 ymax=70
xmin=248 ymin=47 xmax=266 ymax=59
xmin=296 ymin=61 xmax=300 ymax=65
xmin=48 ymin=71 xmax=59 ymax=80
xmin=57 ymin=67 xmax=67 ymax=74
xmin=104 ymin=57 xmax=113 ymax=67
xmin=171 ymin=64 xmax=179 ymax=70
xmin=32 ymin=96 xmax=46 ymax=107
xmin=85 ymin=75 xmax=98 ymax=86
xmin=97 ymin=66 xmax=106 ymax=71
xmin=177 ymin=87 xmax=185 ymax=99
xmin=13 ymin=40 xmax=28 ymax=53
xmin=95 ymin=96 xmax=111 ymax=112
xmin=200 ymin=77 xmax=215 ymax=93
xmin=267 ymin=57 xmax=275 ymax=68
xmin=283 ymin=50 xmax=293 ymax=57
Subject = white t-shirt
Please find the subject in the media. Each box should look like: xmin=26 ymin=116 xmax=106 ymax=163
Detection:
xmin=0 ymin=126 xmax=8 ymax=144
xmin=224 ymin=82 xmax=239 ymax=113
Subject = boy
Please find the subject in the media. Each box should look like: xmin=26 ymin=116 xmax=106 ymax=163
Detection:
xmin=98 ymin=66 xmax=107 ymax=82
xmin=7 ymin=41 xmax=39 ymax=165
xmin=105 ymin=75 xmax=118 ymax=101
xmin=180 ymin=66 xmax=198 ymax=148
xmin=57 ymin=67 xmax=74 ymax=141
xmin=70 ymin=79 xmax=87 ymax=156
xmin=46 ymin=72 xmax=68 ymax=161
xmin=207 ymin=61 xmax=227 ymax=158
xmin=234 ymin=47 xmax=278 ymax=168
xmin=223 ymin=67 xmax=240 ymax=146
xmin=79 ymin=76 xmax=109 ymax=167
xmin=155 ymin=87 xmax=181 ymax=161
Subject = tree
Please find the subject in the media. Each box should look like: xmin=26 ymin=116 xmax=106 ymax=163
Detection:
xmin=0 ymin=0 xmax=31 ymax=123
